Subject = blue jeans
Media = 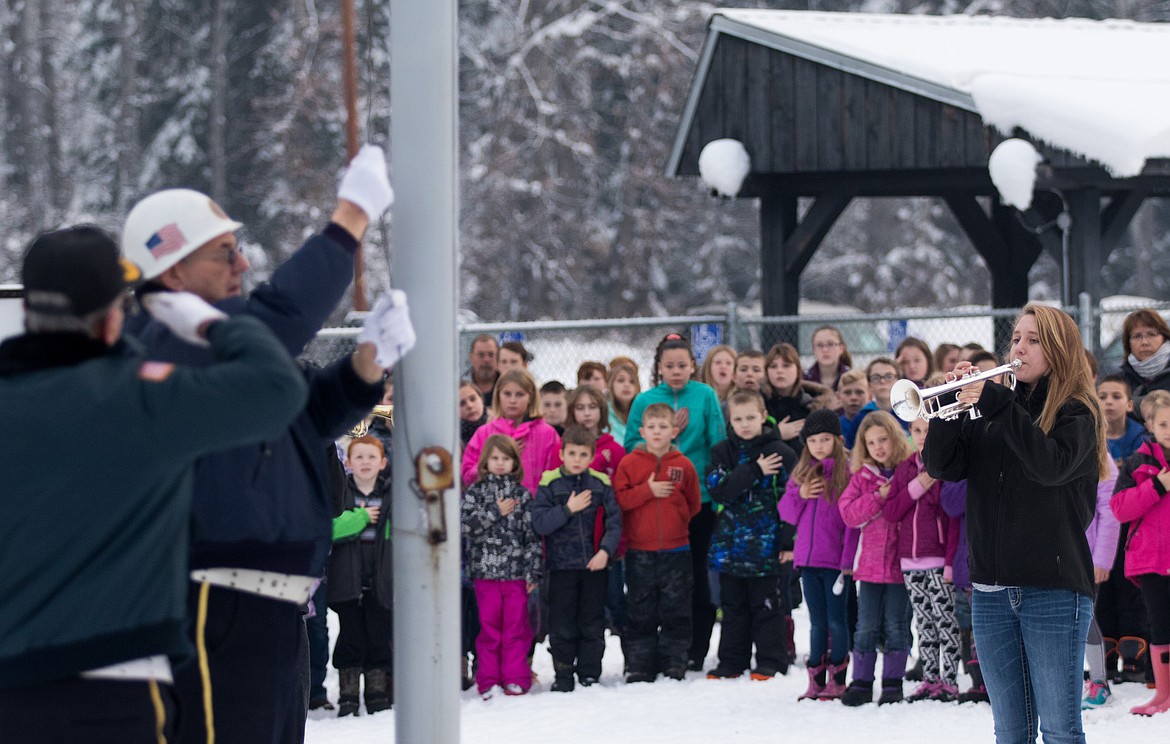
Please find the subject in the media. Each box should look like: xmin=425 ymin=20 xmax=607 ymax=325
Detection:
xmin=801 ymin=567 xmax=850 ymax=665
xmin=973 ymin=587 xmax=1092 ymax=744
xmin=855 ymin=581 xmax=910 ymax=653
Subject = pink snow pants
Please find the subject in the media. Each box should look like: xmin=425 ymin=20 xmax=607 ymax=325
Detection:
xmin=474 ymin=579 xmax=533 ymax=692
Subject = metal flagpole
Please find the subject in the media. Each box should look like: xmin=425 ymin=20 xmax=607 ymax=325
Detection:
xmin=390 ymin=1 xmax=460 ymax=742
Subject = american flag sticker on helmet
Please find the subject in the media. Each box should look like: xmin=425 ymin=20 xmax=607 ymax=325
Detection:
xmin=145 ymin=223 xmax=187 ymax=258
xmin=138 ymin=361 xmax=175 ymax=382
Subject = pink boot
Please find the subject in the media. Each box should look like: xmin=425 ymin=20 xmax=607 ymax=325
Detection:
xmin=799 ymin=663 xmax=826 ymax=701
xmin=818 ymin=659 xmax=850 ymax=700
xmin=1130 ymin=645 xmax=1170 ymax=716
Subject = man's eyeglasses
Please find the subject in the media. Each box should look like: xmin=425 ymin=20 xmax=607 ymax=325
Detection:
xmin=868 ymin=373 xmax=897 ymax=384
xmin=189 ymin=245 xmax=244 ymax=266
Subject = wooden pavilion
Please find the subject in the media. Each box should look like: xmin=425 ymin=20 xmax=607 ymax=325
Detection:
xmin=666 ymin=11 xmax=1170 ymax=350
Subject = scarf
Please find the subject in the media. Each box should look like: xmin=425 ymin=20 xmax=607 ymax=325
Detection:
xmin=1128 ymin=340 xmax=1170 ymax=381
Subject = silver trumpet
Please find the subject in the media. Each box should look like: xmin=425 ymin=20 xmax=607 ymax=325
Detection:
xmin=891 ymin=360 xmax=1021 ymax=422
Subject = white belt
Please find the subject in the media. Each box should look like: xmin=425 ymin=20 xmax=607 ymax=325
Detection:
xmin=191 ymin=568 xmax=317 ymax=604
xmin=81 ymin=655 xmax=173 ymax=683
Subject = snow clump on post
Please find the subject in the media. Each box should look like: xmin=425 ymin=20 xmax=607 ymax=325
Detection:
xmin=699 ymin=139 xmax=751 ymax=198
xmin=988 ymin=138 xmax=1043 ymax=210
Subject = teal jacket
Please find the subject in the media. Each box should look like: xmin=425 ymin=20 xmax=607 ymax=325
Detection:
xmin=624 ymin=380 xmax=726 ymax=503
xmin=0 ymin=316 xmax=307 ymax=689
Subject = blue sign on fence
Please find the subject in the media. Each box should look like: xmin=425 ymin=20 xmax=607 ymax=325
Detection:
xmin=887 ymin=320 xmax=908 ymax=353
xmin=691 ymin=323 xmax=723 ymax=362
xmin=498 ymin=331 xmax=524 ymax=344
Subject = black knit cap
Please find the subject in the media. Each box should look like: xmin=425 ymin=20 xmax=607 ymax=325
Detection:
xmin=801 ymin=408 xmax=842 ymax=439
xmin=22 ymin=225 xmax=141 ymax=316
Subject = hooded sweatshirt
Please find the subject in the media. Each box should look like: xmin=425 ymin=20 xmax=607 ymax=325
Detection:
xmin=614 ymin=446 xmax=700 ymax=552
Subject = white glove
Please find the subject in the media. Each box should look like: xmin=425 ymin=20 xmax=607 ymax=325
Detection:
xmin=338 ymin=144 xmax=394 ymax=219
xmin=141 ymin=291 xmax=229 ymax=347
xmin=359 ymin=290 xmax=416 ymax=368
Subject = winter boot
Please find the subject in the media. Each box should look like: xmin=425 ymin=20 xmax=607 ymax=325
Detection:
xmin=1082 ymin=679 xmax=1112 ymax=709
xmin=799 ymin=661 xmax=827 ymax=701
xmin=1103 ymin=637 xmax=1119 ymax=682
xmin=932 ymin=681 xmax=959 ymax=703
xmin=1130 ymin=645 xmax=1170 ymax=716
xmin=818 ymin=657 xmax=851 ymax=700
xmin=906 ymin=679 xmax=940 ymax=702
xmin=363 ymin=668 xmax=392 ymax=714
xmin=551 ymin=660 xmax=576 ymax=692
xmin=959 ymin=657 xmax=989 ymax=704
xmin=461 ymin=654 xmax=475 ymax=692
xmin=878 ymin=678 xmax=904 ymax=705
xmin=905 ymin=656 xmax=924 ymax=682
xmin=1118 ymin=636 xmax=1149 ymax=684
xmin=883 ymin=649 xmax=909 ymax=684
xmin=841 ymin=680 xmax=875 ymax=707
xmin=337 ymin=667 xmax=361 ymax=717
xmin=839 ymin=651 xmax=876 ymax=706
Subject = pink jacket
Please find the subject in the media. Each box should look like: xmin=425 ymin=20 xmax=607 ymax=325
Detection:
xmin=883 ymin=454 xmax=958 ymax=568
xmin=462 ymin=417 xmax=562 ymax=494
xmin=1111 ymin=441 xmax=1170 ymax=578
xmin=839 ymin=464 xmax=902 ymax=584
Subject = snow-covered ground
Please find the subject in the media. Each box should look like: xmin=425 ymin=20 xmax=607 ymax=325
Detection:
xmin=306 ymin=603 xmax=1163 ymax=743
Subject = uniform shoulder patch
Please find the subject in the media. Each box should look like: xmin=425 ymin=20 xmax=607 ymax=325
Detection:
xmin=138 ymin=360 xmax=176 ymax=382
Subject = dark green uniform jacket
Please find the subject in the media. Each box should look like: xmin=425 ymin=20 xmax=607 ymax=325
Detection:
xmin=0 ymin=316 xmax=307 ymax=689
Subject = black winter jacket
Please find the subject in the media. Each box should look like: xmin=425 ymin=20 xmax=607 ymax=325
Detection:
xmin=923 ymin=377 xmax=1099 ymax=597
xmin=532 ymin=468 xmax=622 ymax=571
xmin=706 ymin=425 xmax=797 ymax=577
xmin=328 ymin=474 xmax=394 ymax=609
xmin=0 ymin=318 xmax=307 ymax=688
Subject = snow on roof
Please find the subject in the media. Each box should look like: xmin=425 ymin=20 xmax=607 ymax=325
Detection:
xmin=715 ymin=10 xmax=1170 ymax=177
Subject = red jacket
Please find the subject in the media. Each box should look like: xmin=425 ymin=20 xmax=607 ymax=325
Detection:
xmin=614 ymin=446 xmax=700 ymax=552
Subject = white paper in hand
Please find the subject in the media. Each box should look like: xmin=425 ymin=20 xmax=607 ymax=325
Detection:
xmin=338 ymin=144 xmax=394 ymax=219
xmin=142 ymin=291 xmax=229 ymax=347
xmin=359 ymin=290 xmax=416 ymax=368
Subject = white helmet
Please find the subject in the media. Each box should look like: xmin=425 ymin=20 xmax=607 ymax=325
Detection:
xmin=122 ymin=189 xmax=243 ymax=279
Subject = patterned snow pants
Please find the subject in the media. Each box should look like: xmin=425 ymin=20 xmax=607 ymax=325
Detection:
xmin=905 ymin=567 xmax=961 ymax=685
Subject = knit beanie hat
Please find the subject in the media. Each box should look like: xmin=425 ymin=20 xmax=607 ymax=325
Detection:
xmin=801 ymin=408 xmax=842 ymax=439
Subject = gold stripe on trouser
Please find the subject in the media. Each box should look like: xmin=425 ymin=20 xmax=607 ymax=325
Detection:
xmin=148 ymin=679 xmax=168 ymax=744
xmin=197 ymin=581 xmax=216 ymax=744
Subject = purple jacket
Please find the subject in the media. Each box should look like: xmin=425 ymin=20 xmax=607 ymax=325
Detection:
xmin=884 ymin=454 xmax=956 ymax=566
xmin=1086 ymin=458 xmax=1120 ymax=571
xmin=839 ymin=464 xmax=902 ymax=584
xmin=939 ymin=480 xmax=970 ymax=590
xmin=778 ymin=458 xmax=859 ymax=571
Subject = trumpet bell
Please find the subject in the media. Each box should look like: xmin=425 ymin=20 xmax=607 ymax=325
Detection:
xmin=890 ymin=360 xmax=1021 ymax=422
xmin=890 ymin=379 xmax=924 ymax=422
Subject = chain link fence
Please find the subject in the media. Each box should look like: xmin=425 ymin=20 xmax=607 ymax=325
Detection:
xmin=302 ymin=297 xmax=1170 ymax=389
